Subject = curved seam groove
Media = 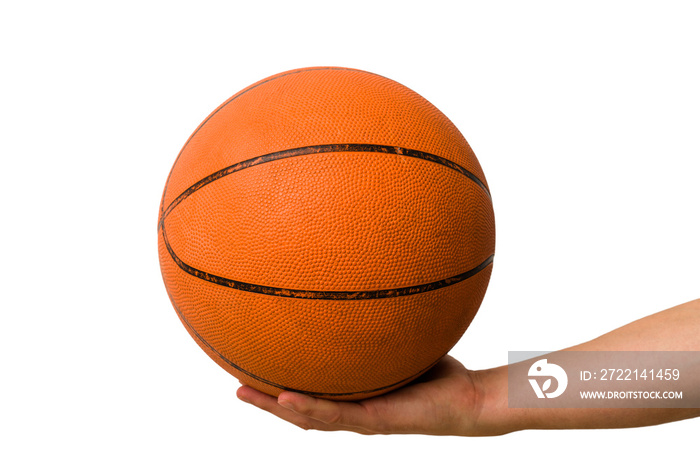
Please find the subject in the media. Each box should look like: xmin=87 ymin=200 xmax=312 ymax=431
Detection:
xmin=162 ymin=223 xmax=493 ymax=300
xmin=160 ymin=67 xmax=384 ymax=215
xmin=159 ymin=143 xmax=491 ymax=227
xmin=166 ymin=285 xmax=446 ymax=397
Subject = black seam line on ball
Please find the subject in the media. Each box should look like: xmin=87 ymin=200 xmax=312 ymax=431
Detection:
xmin=162 ymin=223 xmax=493 ymax=300
xmin=159 ymin=67 xmax=383 ymax=216
xmin=159 ymin=143 xmax=491 ymax=226
xmin=166 ymin=285 xmax=446 ymax=396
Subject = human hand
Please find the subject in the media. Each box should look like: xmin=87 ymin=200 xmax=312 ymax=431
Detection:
xmin=236 ymin=355 xmax=509 ymax=436
xmin=238 ymin=300 xmax=700 ymax=434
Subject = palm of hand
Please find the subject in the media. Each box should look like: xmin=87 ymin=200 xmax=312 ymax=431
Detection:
xmin=237 ymin=355 xmax=484 ymax=435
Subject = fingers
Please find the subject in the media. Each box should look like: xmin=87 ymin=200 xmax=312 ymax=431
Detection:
xmin=277 ymin=391 xmax=386 ymax=433
xmin=235 ymin=356 xmax=476 ymax=436
xmin=236 ymin=386 xmax=324 ymax=431
xmin=236 ymin=386 xmax=375 ymax=434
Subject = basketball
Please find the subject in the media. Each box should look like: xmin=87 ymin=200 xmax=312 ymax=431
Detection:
xmin=158 ymin=67 xmax=495 ymax=400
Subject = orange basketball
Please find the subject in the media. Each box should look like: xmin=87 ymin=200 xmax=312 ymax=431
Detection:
xmin=158 ymin=67 xmax=495 ymax=400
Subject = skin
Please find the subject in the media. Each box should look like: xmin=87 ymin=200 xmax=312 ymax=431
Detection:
xmin=236 ymin=298 xmax=700 ymax=435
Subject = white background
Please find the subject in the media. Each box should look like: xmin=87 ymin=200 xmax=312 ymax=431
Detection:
xmin=2 ymin=1 xmax=698 ymax=464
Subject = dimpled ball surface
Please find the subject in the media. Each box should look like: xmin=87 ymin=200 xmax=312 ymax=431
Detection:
xmin=158 ymin=67 xmax=495 ymax=400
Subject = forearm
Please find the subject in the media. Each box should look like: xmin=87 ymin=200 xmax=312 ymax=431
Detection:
xmin=570 ymin=298 xmax=700 ymax=352
xmin=474 ymin=299 xmax=700 ymax=434
xmin=476 ymin=366 xmax=699 ymax=434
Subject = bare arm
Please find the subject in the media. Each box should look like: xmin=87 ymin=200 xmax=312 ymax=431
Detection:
xmin=478 ymin=298 xmax=700 ymax=434
xmin=237 ymin=299 xmax=700 ymax=435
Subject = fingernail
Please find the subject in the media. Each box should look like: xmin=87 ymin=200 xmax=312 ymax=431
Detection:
xmin=278 ymin=398 xmax=296 ymax=411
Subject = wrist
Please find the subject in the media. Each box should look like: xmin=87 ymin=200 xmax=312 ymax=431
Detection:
xmin=469 ymin=365 xmax=531 ymax=436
